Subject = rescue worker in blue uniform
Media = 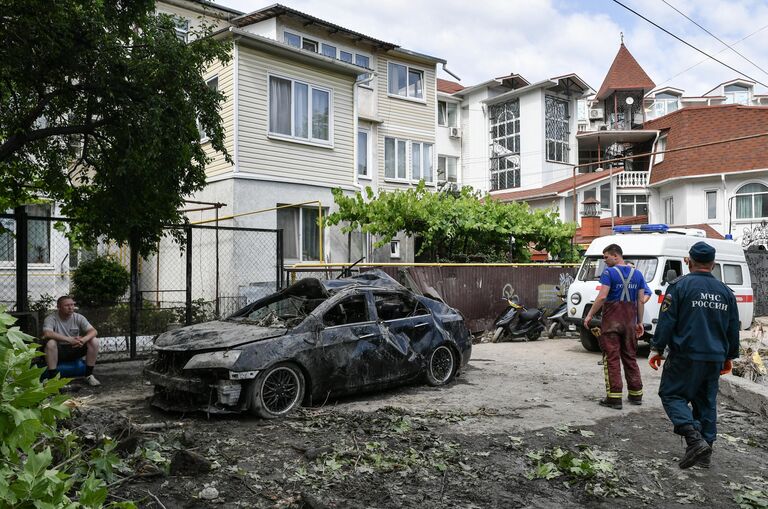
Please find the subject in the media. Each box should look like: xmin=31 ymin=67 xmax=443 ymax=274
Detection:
xmin=649 ymin=241 xmax=740 ymax=469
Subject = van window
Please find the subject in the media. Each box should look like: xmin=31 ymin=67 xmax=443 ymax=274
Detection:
xmin=712 ymin=264 xmax=722 ymax=281
xmin=578 ymin=256 xmax=658 ymax=282
xmin=723 ymin=264 xmax=743 ymax=285
xmin=663 ymin=259 xmax=683 ymax=283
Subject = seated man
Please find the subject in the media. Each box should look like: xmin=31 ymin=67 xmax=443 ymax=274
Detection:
xmin=42 ymin=295 xmax=100 ymax=386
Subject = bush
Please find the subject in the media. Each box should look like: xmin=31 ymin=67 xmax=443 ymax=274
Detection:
xmin=0 ymin=308 xmax=136 ymax=508
xmin=72 ymin=256 xmax=130 ymax=307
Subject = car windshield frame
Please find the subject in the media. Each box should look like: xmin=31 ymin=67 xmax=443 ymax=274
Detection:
xmin=577 ymin=256 xmax=659 ymax=283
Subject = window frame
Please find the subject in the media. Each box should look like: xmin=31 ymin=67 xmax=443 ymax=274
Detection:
xmin=616 ymin=194 xmax=648 ymax=217
xmin=734 ymin=182 xmax=768 ymax=220
xmin=488 ymin=99 xmax=521 ymax=191
xmin=387 ymin=62 xmax=425 ymax=101
xmin=322 ymin=293 xmax=372 ymax=328
xmin=724 ymin=84 xmax=750 ymax=105
xmin=655 ymin=133 xmax=667 ymax=164
xmin=1 ymin=204 xmax=53 ymax=266
xmin=276 ymin=205 xmax=327 ymax=262
xmin=663 ymin=196 xmax=674 ymax=224
xmin=268 ymin=74 xmax=333 ymax=147
xmin=438 ymin=101 xmax=458 ymax=127
xmin=438 ymin=155 xmax=458 ymax=183
xmin=357 ymin=129 xmax=371 ymax=179
xmin=384 ymin=137 xmax=409 ymax=181
xmin=390 ymin=240 xmax=401 ymax=259
xmin=410 ymin=141 xmax=434 ymax=183
xmin=544 ymin=95 xmax=570 ymax=163
xmin=198 ymin=75 xmax=219 ymax=142
xmin=705 ymin=190 xmax=718 ymax=220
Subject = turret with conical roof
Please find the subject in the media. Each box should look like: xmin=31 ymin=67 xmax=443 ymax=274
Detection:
xmin=596 ymin=40 xmax=655 ymax=129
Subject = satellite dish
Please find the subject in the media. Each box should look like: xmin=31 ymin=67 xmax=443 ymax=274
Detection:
xmin=625 ymin=97 xmax=635 ymax=105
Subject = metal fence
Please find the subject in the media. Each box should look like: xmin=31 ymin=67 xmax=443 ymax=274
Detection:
xmin=1 ymin=209 xmax=283 ymax=360
xmin=286 ymin=263 xmax=578 ymax=332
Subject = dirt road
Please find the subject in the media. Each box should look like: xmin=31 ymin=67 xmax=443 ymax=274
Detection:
xmin=79 ymin=337 xmax=768 ymax=508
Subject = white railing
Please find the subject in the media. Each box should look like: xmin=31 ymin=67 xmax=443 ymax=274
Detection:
xmin=616 ymin=171 xmax=649 ymax=188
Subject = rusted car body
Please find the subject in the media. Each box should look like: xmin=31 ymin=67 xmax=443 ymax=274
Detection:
xmin=145 ymin=271 xmax=472 ymax=417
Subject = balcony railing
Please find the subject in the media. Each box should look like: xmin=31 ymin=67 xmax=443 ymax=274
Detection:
xmin=616 ymin=171 xmax=649 ymax=188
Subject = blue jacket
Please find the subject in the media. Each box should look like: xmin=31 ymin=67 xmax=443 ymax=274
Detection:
xmin=652 ymin=272 xmax=740 ymax=361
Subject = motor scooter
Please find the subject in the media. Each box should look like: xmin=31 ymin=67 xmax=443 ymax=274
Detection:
xmin=546 ymin=286 xmax=569 ymax=339
xmin=491 ymin=295 xmax=545 ymax=343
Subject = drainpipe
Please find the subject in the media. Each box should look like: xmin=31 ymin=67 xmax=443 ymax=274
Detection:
xmin=441 ymin=63 xmax=461 ymax=82
xmin=722 ymin=174 xmax=731 ymax=239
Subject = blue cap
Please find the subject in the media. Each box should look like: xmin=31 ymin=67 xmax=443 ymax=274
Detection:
xmin=689 ymin=241 xmax=715 ymax=263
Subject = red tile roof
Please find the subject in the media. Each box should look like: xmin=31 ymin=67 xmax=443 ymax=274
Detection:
xmin=595 ymin=44 xmax=655 ymax=100
xmin=492 ymin=170 xmax=622 ymax=202
xmin=437 ymin=79 xmax=464 ymax=94
xmin=645 ymin=105 xmax=768 ymax=185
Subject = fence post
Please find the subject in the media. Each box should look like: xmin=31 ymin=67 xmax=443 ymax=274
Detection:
xmin=276 ymin=228 xmax=283 ymax=291
xmin=14 ymin=206 xmax=28 ymax=315
xmin=129 ymin=236 xmax=139 ymax=359
xmin=185 ymin=223 xmax=192 ymax=326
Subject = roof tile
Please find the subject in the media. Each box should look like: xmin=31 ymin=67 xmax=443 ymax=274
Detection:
xmin=595 ymin=44 xmax=655 ymax=100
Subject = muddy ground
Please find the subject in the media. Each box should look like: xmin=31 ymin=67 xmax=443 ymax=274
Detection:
xmin=68 ymin=338 xmax=768 ymax=508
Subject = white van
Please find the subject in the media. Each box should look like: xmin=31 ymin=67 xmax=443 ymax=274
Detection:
xmin=567 ymin=224 xmax=753 ymax=352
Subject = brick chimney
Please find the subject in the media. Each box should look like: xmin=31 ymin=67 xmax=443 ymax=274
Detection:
xmin=581 ymin=197 xmax=601 ymax=238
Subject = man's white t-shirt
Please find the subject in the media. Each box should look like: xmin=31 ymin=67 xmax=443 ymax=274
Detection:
xmin=42 ymin=313 xmax=92 ymax=338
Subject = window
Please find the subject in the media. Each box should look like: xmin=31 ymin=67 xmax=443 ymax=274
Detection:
xmin=438 ymin=101 xmax=458 ymax=127
xmin=302 ymin=38 xmax=318 ymax=52
xmin=725 ymin=84 xmax=749 ymax=105
xmin=384 ymin=137 xmax=407 ymax=179
xmin=355 ymin=54 xmax=372 ymax=82
xmin=617 ymin=194 xmax=648 ymax=217
xmin=357 ymin=130 xmax=370 ymax=177
xmin=0 ymin=204 xmax=53 ymax=264
xmin=578 ymin=256 xmax=658 ymax=282
xmin=284 ymin=31 xmax=301 ymax=48
xmin=340 ymin=50 xmax=353 ymax=63
xmin=323 ymin=295 xmax=369 ymax=327
xmin=438 ymin=155 xmax=458 ymax=183
xmin=390 ymin=240 xmax=400 ymax=259
xmin=198 ymin=76 xmax=218 ymax=140
xmin=545 ymin=96 xmax=570 ymax=163
xmin=735 ymin=183 xmax=768 ymax=219
xmin=321 ymin=43 xmax=336 ymax=58
xmin=648 ymin=92 xmax=679 ymax=119
xmin=577 ymin=99 xmax=588 ymax=122
xmin=276 ymin=206 xmax=326 ymax=261
xmin=600 ymin=183 xmax=611 ymax=210
xmin=664 ymin=197 xmax=674 ymax=224
xmin=411 ymin=142 xmax=433 ymax=182
xmin=706 ymin=191 xmax=717 ymax=220
xmin=723 ymin=264 xmax=743 ymax=285
xmin=489 ymin=100 xmax=521 ymax=191
xmin=374 ymin=293 xmax=428 ymax=321
xmin=655 ymin=134 xmax=667 ymax=164
xmin=388 ymin=63 xmax=423 ymax=100
xmin=269 ymin=76 xmax=330 ymax=143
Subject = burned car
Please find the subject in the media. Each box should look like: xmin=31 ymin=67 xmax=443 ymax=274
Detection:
xmin=145 ymin=271 xmax=472 ymax=418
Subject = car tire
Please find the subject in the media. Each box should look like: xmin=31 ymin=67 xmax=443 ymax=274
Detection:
xmin=491 ymin=327 xmax=505 ymax=343
xmin=425 ymin=345 xmax=456 ymax=386
xmin=249 ymin=362 xmax=305 ymax=419
xmin=579 ymin=327 xmax=600 ymax=352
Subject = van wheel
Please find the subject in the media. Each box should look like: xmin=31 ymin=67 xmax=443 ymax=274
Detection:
xmin=579 ymin=327 xmax=600 ymax=352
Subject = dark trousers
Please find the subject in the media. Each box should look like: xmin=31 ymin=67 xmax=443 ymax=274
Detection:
xmin=598 ymin=301 xmax=643 ymax=399
xmin=658 ymin=355 xmax=721 ymax=443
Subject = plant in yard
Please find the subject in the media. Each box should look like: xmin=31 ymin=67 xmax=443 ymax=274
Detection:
xmin=0 ymin=308 xmax=135 ymax=508
xmin=71 ymin=256 xmax=130 ymax=308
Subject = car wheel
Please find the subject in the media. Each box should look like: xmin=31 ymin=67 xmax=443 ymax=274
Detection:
xmin=250 ymin=363 xmax=305 ymax=419
xmin=491 ymin=327 xmax=505 ymax=343
xmin=425 ymin=345 xmax=456 ymax=386
xmin=579 ymin=327 xmax=600 ymax=352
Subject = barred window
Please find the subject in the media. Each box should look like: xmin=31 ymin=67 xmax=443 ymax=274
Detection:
xmin=545 ymin=96 xmax=570 ymax=163
xmin=488 ymin=100 xmax=521 ymax=191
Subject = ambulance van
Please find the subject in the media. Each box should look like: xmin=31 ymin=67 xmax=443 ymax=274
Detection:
xmin=566 ymin=224 xmax=753 ymax=352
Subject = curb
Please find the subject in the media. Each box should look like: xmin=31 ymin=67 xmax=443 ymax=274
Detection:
xmin=719 ymin=375 xmax=768 ymax=416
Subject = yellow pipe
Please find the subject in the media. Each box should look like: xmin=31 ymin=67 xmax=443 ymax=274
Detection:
xmin=190 ymin=200 xmax=325 ymax=262
xmin=289 ymin=262 xmax=579 ymax=268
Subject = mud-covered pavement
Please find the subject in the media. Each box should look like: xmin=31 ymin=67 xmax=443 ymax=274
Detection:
xmin=72 ymin=337 xmax=768 ymax=508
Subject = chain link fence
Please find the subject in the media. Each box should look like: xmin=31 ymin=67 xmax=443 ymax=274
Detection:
xmin=1 ymin=210 xmax=282 ymax=360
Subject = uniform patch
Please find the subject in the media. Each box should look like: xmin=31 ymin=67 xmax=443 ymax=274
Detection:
xmin=661 ymin=294 xmax=672 ymax=312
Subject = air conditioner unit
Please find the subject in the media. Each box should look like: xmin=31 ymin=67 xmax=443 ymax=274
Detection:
xmin=589 ymin=109 xmax=603 ymax=119
xmin=449 ymin=126 xmax=461 ymax=138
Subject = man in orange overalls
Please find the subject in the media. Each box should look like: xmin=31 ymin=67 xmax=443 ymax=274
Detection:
xmin=583 ymin=244 xmax=647 ymax=409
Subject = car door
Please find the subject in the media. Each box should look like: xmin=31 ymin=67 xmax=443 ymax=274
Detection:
xmin=372 ymin=291 xmax=437 ymax=382
xmin=317 ymin=291 xmax=385 ymax=393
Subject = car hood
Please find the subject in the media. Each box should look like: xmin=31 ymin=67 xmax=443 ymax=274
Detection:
xmin=154 ymin=320 xmax=287 ymax=352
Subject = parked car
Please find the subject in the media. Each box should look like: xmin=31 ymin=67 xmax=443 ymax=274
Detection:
xmin=144 ymin=271 xmax=472 ymax=418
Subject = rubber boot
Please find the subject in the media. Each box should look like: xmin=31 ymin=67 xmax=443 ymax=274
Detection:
xmin=678 ymin=425 xmax=711 ymax=469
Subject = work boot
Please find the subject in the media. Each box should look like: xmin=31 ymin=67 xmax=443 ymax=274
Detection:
xmin=696 ymin=443 xmax=713 ymax=469
xmin=598 ymin=397 xmax=622 ymax=410
xmin=678 ymin=425 xmax=711 ymax=469
xmin=627 ymin=395 xmax=643 ymax=405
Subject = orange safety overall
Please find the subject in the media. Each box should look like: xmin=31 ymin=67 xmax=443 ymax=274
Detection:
xmin=599 ymin=267 xmax=643 ymax=402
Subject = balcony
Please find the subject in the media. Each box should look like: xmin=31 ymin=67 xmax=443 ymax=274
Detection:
xmin=616 ymin=171 xmax=649 ymax=188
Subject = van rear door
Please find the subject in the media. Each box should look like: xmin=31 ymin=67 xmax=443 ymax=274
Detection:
xmin=712 ymin=262 xmax=753 ymax=330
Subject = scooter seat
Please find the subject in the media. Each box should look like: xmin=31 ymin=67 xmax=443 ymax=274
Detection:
xmin=520 ymin=308 xmax=540 ymax=321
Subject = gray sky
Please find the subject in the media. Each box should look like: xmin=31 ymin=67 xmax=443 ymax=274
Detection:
xmin=215 ymin=0 xmax=768 ymax=96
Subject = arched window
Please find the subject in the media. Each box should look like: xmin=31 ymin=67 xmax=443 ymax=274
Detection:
xmin=735 ymin=183 xmax=768 ymax=219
